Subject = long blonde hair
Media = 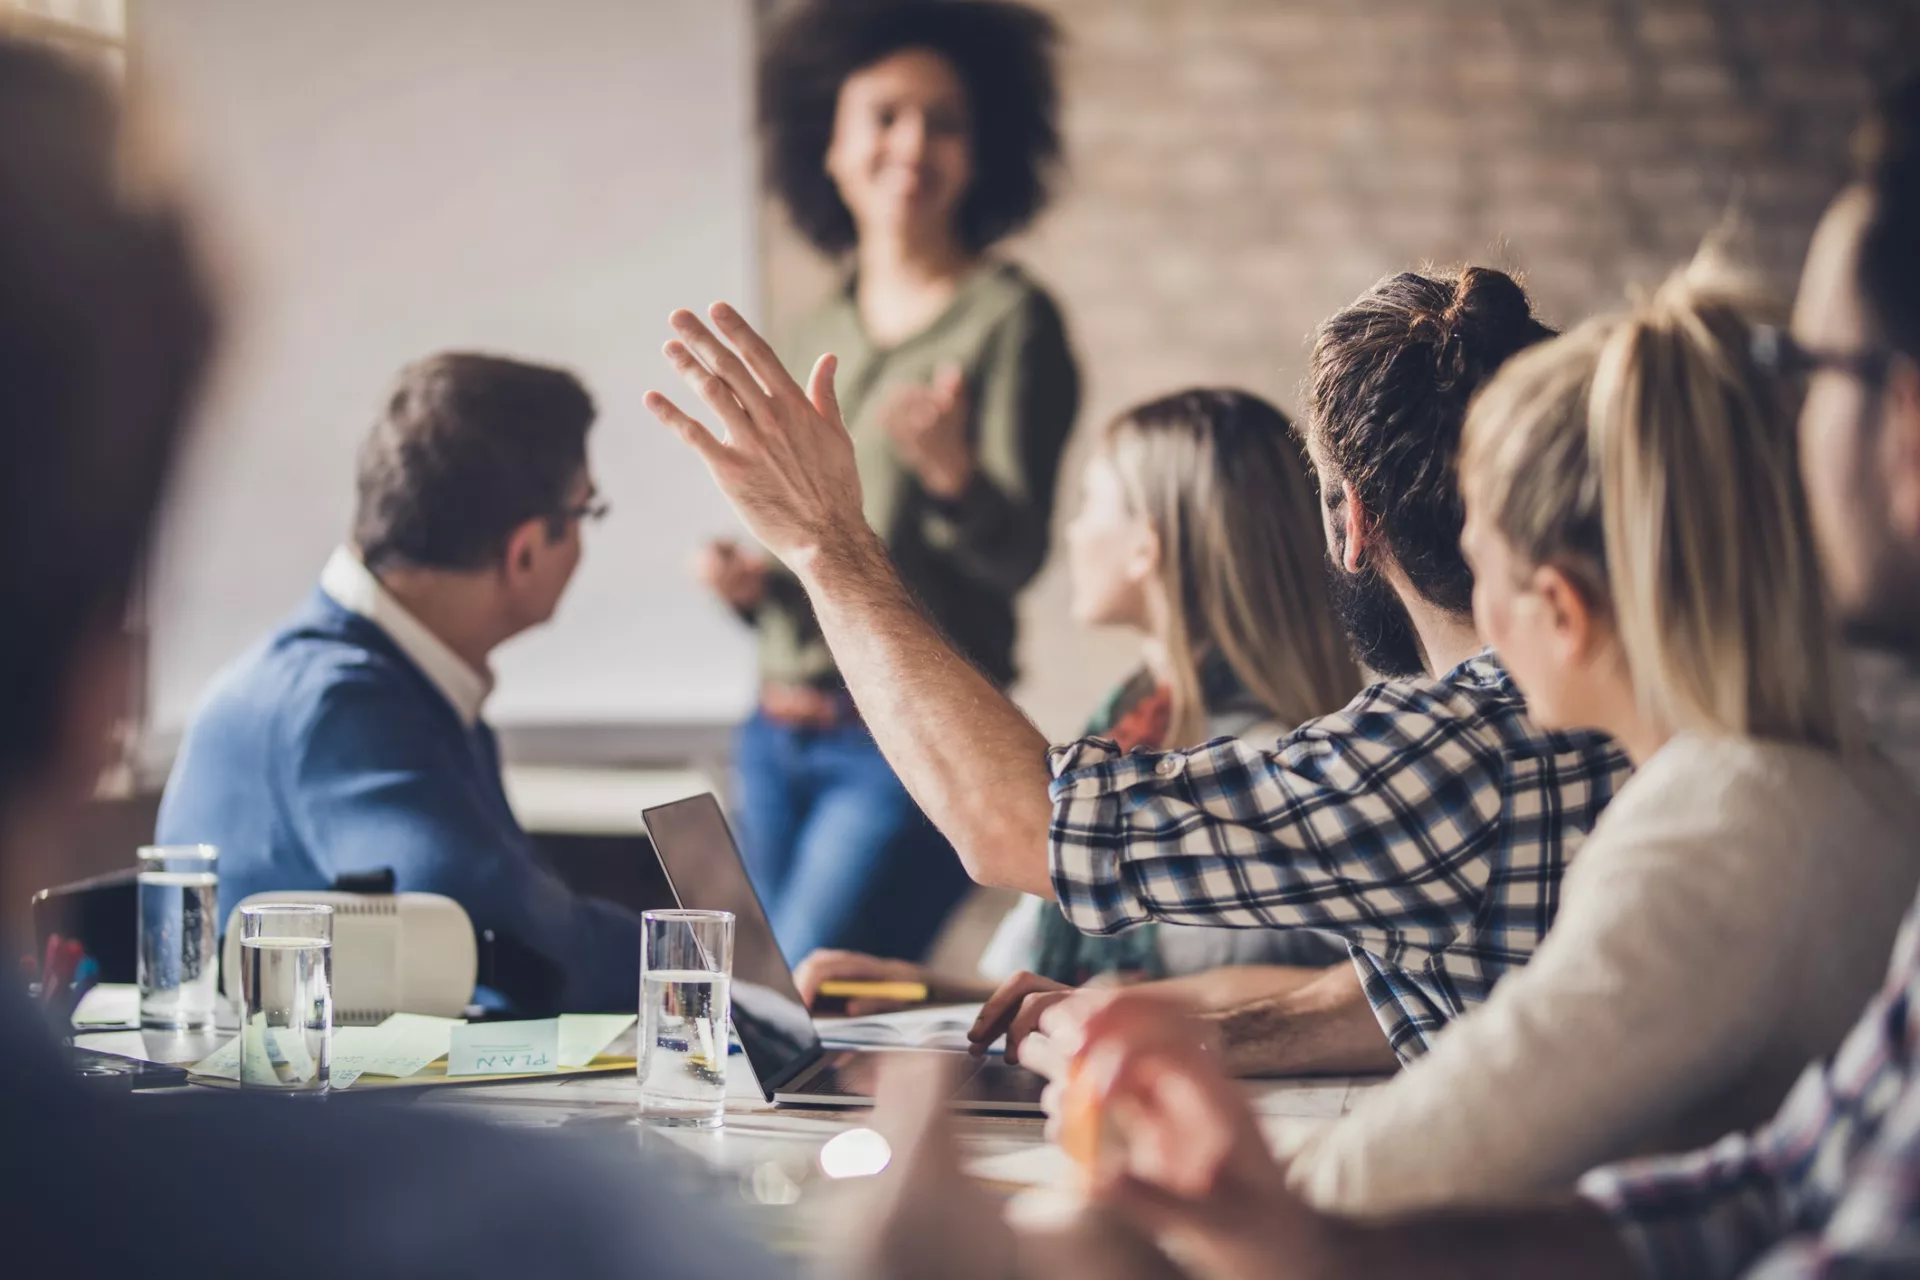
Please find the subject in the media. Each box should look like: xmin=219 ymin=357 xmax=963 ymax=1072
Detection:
xmin=1461 ymin=258 xmax=1855 ymax=750
xmin=1105 ymin=388 xmax=1361 ymax=744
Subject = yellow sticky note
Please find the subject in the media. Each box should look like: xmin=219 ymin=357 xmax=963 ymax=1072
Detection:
xmin=557 ymin=1013 xmax=636 ymax=1068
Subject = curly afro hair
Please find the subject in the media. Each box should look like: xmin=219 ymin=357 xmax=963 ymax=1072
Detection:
xmin=759 ymin=0 xmax=1063 ymax=256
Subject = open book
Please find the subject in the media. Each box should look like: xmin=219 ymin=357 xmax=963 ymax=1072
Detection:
xmin=813 ymin=1002 xmax=985 ymax=1052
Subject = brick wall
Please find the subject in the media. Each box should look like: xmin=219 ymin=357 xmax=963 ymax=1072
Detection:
xmin=761 ymin=0 xmax=1920 ymax=736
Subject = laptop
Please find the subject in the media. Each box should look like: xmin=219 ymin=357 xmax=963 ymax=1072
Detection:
xmin=641 ymin=793 xmax=1048 ymax=1114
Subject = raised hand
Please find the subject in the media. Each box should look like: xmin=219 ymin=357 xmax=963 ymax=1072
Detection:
xmin=646 ymin=303 xmax=870 ymax=572
xmin=879 ymin=362 xmax=973 ymax=500
xmin=693 ymin=537 xmax=770 ymax=613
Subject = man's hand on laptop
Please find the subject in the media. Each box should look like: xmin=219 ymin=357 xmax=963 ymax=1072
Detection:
xmin=647 ymin=302 xmax=874 ymax=576
xmin=970 ymin=970 xmax=1074 ymax=1066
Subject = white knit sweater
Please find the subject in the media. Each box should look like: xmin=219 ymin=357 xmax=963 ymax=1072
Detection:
xmin=1286 ymin=733 xmax=1920 ymax=1216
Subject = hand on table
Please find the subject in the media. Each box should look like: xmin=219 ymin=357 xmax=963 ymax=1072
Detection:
xmin=647 ymin=303 xmax=870 ymax=570
xmin=794 ymin=949 xmax=931 ymax=1016
xmin=694 ymin=537 xmax=770 ymax=613
xmin=878 ymin=363 xmax=973 ymax=500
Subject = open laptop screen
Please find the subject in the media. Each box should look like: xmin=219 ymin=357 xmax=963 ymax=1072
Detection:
xmin=641 ymin=794 xmax=821 ymax=1091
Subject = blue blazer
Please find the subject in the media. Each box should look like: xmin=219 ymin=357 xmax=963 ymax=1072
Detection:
xmin=157 ymin=590 xmax=640 ymax=1012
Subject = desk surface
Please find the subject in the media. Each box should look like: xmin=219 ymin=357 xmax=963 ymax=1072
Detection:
xmin=74 ymin=1026 xmax=1379 ymax=1256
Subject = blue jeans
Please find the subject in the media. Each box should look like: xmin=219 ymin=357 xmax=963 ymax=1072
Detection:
xmin=730 ymin=711 xmax=971 ymax=966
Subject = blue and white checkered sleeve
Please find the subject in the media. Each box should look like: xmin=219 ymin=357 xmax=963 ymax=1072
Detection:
xmin=1044 ymin=685 xmax=1507 ymax=957
xmin=1580 ymin=1129 xmax=1792 ymax=1280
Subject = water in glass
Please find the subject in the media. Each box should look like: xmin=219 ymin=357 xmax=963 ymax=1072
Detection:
xmin=239 ymin=936 xmax=332 ymax=1089
xmin=137 ymin=867 xmax=218 ymax=1030
xmin=640 ymin=968 xmax=730 ymax=1126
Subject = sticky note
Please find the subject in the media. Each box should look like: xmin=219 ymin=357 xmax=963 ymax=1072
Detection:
xmin=325 ymin=1025 xmax=394 ymax=1088
xmin=446 ymin=1018 xmax=560 ymax=1076
xmin=557 ymin=1013 xmax=636 ymax=1068
xmin=357 ymin=1012 xmax=463 ymax=1079
xmin=191 ymin=1035 xmax=242 ymax=1081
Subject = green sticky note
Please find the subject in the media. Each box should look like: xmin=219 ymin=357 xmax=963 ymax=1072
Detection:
xmin=557 ymin=1013 xmax=636 ymax=1068
xmin=191 ymin=1035 xmax=241 ymax=1081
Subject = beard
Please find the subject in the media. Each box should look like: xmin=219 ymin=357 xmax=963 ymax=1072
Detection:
xmin=1325 ymin=558 xmax=1427 ymax=679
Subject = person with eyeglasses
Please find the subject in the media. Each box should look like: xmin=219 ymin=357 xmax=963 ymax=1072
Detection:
xmin=159 ymin=353 xmax=643 ymax=1014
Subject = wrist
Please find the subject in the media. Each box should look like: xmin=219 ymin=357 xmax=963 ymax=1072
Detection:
xmin=788 ymin=521 xmax=890 ymax=594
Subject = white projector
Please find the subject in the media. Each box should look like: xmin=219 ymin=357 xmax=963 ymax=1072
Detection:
xmin=221 ymin=891 xmax=477 ymax=1024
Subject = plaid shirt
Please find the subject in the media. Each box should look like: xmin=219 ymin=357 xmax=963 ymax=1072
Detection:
xmin=1047 ymin=653 xmax=1630 ymax=1060
xmin=1582 ymin=883 xmax=1920 ymax=1279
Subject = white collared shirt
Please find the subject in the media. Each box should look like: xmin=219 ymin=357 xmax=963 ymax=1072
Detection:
xmin=319 ymin=546 xmax=493 ymax=728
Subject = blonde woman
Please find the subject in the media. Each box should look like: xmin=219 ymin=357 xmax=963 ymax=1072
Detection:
xmin=794 ymin=388 xmax=1362 ymax=1012
xmin=1208 ymin=261 xmax=1920 ymax=1216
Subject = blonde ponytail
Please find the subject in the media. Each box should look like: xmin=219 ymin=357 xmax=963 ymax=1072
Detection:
xmin=1462 ymin=256 xmax=1854 ymax=749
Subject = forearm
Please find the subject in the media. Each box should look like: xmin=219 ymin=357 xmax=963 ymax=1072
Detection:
xmin=792 ymin=527 xmax=1057 ymax=897
xmin=1143 ymin=964 xmax=1329 ymax=1013
xmin=1210 ymin=964 xmax=1398 ymax=1077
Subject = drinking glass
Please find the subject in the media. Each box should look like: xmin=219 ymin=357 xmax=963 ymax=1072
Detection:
xmin=136 ymin=844 xmax=219 ymax=1030
xmin=238 ymin=904 xmax=333 ymax=1091
xmin=639 ymin=909 xmax=734 ymax=1128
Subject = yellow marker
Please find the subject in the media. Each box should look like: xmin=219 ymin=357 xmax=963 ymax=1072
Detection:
xmin=816 ymin=980 xmax=930 ymax=1003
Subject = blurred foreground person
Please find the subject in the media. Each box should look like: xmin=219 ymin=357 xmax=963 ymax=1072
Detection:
xmin=0 ymin=42 xmax=781 ymax=1280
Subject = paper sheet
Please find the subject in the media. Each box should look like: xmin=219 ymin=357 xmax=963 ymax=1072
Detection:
xmin=360 ymin=1012 xmax=465 ymax=1080
xmin=70 ymin=983 xmax=140 ymax=1029
xmin=815 ymin=1003 xmax=983 ymax=1051
xmin=191 ymin=1035 xmax=242 ymax=1081
xmin=447 ymin=1019 xmax=559 ymax=1076
xmin=557 ymin=1013 xmax=635 ymax=1068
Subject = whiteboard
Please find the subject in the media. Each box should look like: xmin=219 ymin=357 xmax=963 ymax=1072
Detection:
xmin=138 ymin=0 xmax=761 ymax=734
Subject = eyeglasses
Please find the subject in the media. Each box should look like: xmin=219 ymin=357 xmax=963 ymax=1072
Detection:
xmin=553 ymin=497 xmax=610 ymax=528
xmin=1750 ymin=324 xmax=1895 ymax=389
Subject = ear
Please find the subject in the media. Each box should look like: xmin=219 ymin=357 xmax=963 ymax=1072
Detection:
xmin=1339 ymin=482 xmax=1370 ymax=574
xmin=501 ymin=517 xmax=546 ymax=582
xmin=1530 ymin=564 xmax=1603 ymax=665
xmin=1882 ymin=357 xmax=1920 ymax=543
xmin=1125 ymin=521 xmax=1164 ymax=585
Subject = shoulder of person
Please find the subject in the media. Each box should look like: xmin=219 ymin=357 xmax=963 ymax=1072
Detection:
xmin=1594 ymin=734 xmax=1920 ymax=857
xmin=964 ymin=258 xmax=1069 ymax=345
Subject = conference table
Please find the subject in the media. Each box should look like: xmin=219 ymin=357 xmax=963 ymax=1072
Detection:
xmin=74 ymin=1013 xmax=1382 ymax=1259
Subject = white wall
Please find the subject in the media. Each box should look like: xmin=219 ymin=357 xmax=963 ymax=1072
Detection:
xmin=138 ymin=0 xmax=760 ymax=735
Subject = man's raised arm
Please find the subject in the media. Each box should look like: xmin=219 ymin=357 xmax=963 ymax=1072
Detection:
xmin=645 ymin=303 xmax=1056 ymax=897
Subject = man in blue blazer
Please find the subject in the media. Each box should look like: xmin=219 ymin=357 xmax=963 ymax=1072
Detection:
xmin=159 ymin=353 xmax=640 ymax=1012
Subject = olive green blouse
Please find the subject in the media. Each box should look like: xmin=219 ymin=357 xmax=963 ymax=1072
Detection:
xmin=755 ymin=260 xmax=1079 ymax=690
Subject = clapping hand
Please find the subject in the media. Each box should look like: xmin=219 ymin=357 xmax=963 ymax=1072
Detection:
xmin=647 ymin=304 xmax=870 ymax=574
xmin=878 ymin=362 xmax=973 ymax=500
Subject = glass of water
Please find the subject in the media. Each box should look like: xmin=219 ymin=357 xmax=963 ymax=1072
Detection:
xmin=238 ymin=904 xmax=333 ymax=1091
xmin=136 ymin=844 xmax=220 ymax=1030
xmin=640 ymin=909 xmax=733 ymax=1128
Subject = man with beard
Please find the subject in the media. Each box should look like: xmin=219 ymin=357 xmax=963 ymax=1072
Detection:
xmin=645 ymin=266 xmax=1631 ymax=1075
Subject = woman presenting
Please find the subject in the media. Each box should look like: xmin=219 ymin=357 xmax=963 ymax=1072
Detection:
xmin=700 ymin=0 xmax=1078 ymax=964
